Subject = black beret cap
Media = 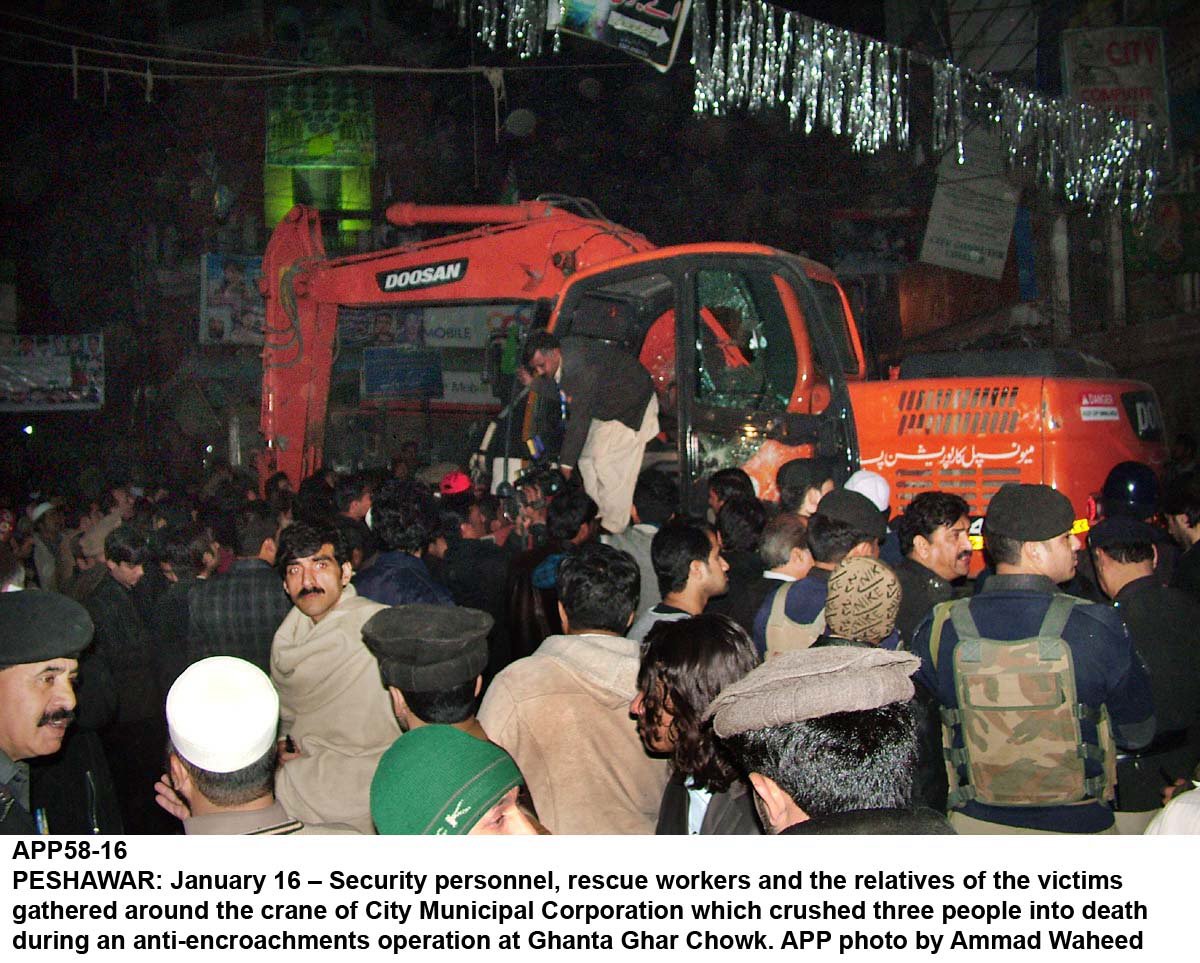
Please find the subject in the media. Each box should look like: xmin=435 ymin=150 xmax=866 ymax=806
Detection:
xmin=1088 ymin=515 xmax=1170 ymax=549
xmin=0 ymin=590 xmax=94 ymax=667
xmin=362 ymin=604 xmax=492 ymax=693
xmin=814 ymin=488 xmax=887 ymax=542
xmin=984 ymin=484 xmax=1075 ymax=541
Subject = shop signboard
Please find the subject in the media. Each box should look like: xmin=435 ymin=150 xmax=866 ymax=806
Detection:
xmin=0 ymin=333 xmax=104 ymax=411
xmin=1063 ymin=27 xmax=1170 ymax=149
xmin=439 ymin=370 xmax=498 ymax=407
xmin=549 ymin=0 xmax=693 ymax=73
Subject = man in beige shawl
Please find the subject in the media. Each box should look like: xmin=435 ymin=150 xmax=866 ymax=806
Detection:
xmin=271 ymin=520 xmax=398 ymax=833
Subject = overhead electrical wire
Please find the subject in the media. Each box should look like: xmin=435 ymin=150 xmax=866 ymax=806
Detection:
xmin=0 ymin=9 xmax=303 ymax=65
xmin=0 ymin=12 xmax=643 ymax=88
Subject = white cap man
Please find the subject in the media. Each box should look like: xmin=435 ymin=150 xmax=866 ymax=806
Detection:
xmin=160 ymin=657 xmax=355 ymax=834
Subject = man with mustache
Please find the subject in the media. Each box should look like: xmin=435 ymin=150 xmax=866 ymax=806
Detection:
xmin=894 ymin=492 xmax=973 ymax=647
xmin=270 ymin=521 xmax=399 ymax=834
xmin=0 ymin=590 xmax=94 ymax=834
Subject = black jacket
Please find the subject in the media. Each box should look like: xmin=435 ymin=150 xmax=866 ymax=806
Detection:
xmin=656 ymin=775 xmax=763 ymax=835
xmin=1173 ymin=542 xmax=1200 ymax=603
xmin=530 ymin=337 xmax=654 ymax=468
xmin=1112 ymin=574 xmax=1200 ymax=811
xmin=894 ymin=557 xmax=956 ymax=647
xmin=705 ymin=549 xmax=767 ymax=632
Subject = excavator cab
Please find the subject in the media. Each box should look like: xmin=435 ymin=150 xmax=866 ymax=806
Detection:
xmin=544 ymin=247 xmax=860 ymax=510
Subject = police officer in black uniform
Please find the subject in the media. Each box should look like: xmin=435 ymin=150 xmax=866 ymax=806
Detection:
xmin=911 ymin=484 xmax=1156 ymax=834
xmin=0 ymin=591 xmax=94 ymax=834
xmin=1053 ymin=461 xmax=1169 ymax=603
xmin=1090 ymin=515 xmax=1200 ymax=831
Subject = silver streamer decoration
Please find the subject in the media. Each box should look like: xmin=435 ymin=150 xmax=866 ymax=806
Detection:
xmin=931 ymin=59 xmax=965 ymax=165
xmin=438 ymin=0 xmax=1163 ymax=219
xmin=506 ymin=0 xmax=548 ymax=58
xmin=692 ymin=0 xmax=714 ymax=114
xmin=476 ymin=0 xmax=500 ymax=50
xmin=727 ymin=0 xmax=753 ymax=108
xmin=894 ymin=45 xmax=909 ymax=151
xmin=688 ymin=0 xmax=1162 ymax=219
xmin=471 ymin=0 xmax=546 ymax=59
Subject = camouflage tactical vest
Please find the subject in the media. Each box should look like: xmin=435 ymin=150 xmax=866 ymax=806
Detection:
xmin=928 ymin=594 xmax=1116 ymax=809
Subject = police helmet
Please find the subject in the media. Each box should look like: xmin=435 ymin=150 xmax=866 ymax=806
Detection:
xmin=1099 ymin=461 xmax=1159 ymax=520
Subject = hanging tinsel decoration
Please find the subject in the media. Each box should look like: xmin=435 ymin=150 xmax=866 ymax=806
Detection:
xmin=893 ymin=45 xmax=910 ymax=151
xmin=475 ymin=0 xmax=500 ymax=50
xmin=726 ymin=0 xmax=753 ymax=108
xmin=448 ymin=0 xmax=1163 ymax=218
xmin=692 ymin=0 xmax=715 ymax=113
xmin=687 ymin=0 xmax=1162 ymax=218
xmin=505 ymin=0 xmax=547 ymax=58
xmin=931 ymin=59 xmax=966 ymax=165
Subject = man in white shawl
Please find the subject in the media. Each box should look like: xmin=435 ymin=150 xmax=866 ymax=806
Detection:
xmin=270 ymin=520 xmax=398 ymax=833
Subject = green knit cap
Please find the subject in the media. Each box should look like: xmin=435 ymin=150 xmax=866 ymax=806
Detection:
xmin=371 ymin=726 xmax=523 ymax=835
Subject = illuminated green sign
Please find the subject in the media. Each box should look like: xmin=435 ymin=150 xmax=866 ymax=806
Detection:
xmin=266 ymin=79 xmax=375 ymax=168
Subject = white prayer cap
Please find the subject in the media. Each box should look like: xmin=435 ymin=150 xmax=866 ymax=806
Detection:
xmin=844 ymin=470 xmax=890 ymax=513
xmin=167 ymin=657 xmax=278 ymax=773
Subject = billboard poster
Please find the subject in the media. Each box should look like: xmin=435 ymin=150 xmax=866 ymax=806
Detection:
xmin=1062 ymin=28 xmax=1170 ymax=147
xmin=548 ymin=0 xmax=693 ymax=73
xmin=0 ymin=333 xmax=104 ymax=411
xmin=337 ymin=305 xmax=426 ymax=349
xmin=200 ymin=254 xmax=266 ymax=345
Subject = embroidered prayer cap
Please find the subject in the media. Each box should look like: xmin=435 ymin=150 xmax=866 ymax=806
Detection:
xmin=824 ymin=556 xmax=901 ymax=643
xmin=166 ymin=657 xmax=279 ymax=773
xmin=371 ymin=725 xmax=522 ymax=835
xmin=706 ymin=646 xmax=920 ymax=738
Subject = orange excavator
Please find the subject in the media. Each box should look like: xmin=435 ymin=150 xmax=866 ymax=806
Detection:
xmin=258 ymin=198 xmax=1166 ymax=532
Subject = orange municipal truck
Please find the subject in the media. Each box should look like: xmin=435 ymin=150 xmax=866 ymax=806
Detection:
xmin=257 ymin=199 xmax=1166 ymax=531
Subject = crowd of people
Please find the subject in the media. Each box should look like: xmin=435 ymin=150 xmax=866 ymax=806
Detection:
xmin=2 ymin=425 xmax=1199 ymax=837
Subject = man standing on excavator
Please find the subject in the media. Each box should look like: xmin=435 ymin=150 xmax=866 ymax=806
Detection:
xmin=521 ymin=330 xmax=658 ymax=534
